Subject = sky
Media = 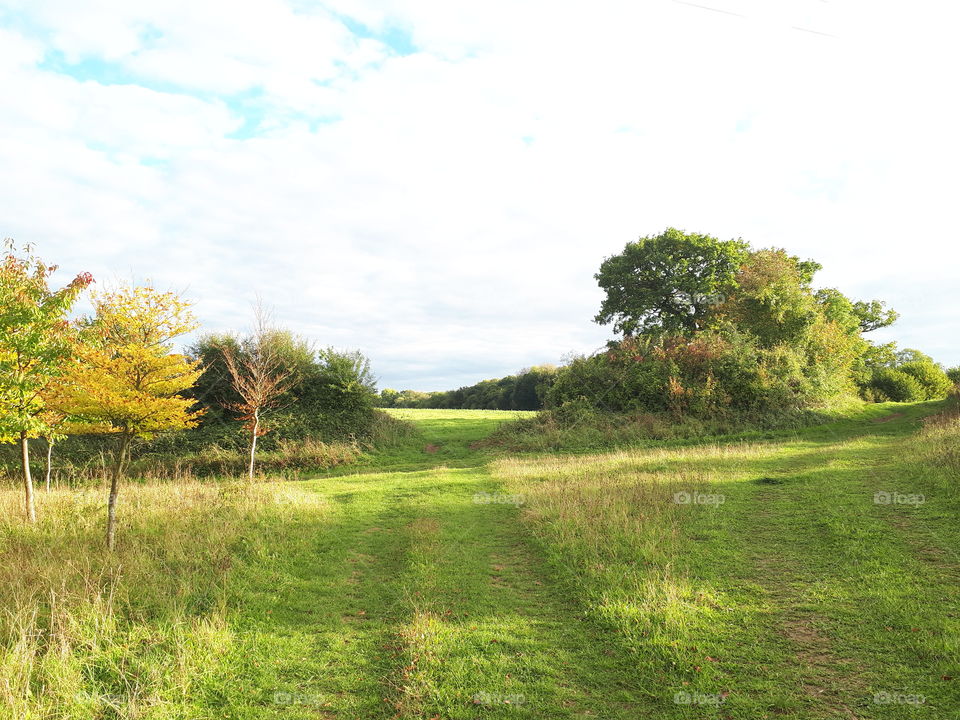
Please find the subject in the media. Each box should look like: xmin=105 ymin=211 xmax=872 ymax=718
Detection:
xmin=1 ymin=0 xmax=958 ymax=391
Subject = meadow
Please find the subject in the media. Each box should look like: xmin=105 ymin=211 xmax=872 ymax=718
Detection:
xmin=1 ymin=402 xmax=958 ymax=719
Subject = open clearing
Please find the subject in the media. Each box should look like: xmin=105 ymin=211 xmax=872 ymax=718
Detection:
xmin=2 ymin=404 xmax=958 ymax=719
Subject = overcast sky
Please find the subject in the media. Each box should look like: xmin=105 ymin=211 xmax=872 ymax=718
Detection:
xmin=1 ymin=0 xmax=957 ymax=390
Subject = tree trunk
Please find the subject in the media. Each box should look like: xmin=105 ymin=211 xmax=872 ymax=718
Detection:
xmin=20 ymin=431 xmax=36 ymax=523
xmin=247 ymin=410 xmax=259 ymax=481
xmin=45 ymin=438 xmax=54 ymax=492
xmin=106 ymin=434 xmax=132 ymax=551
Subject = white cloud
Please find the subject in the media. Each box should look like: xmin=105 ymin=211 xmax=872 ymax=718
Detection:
xmin=0 ymin=0 xmax=958 ymax=390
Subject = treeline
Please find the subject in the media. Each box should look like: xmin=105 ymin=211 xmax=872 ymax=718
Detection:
xmin=378 ymin=365 xmax=558 ymax=411
xmin=511 ymin=229 xmax=957 ymax=424
xmin=383 ymin=230 xmax=957 ymax=423
xmin=1 ymin=241 xmax=388 ymax=547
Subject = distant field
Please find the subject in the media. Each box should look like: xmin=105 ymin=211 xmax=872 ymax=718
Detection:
xmin=383 ymin=406 xmax=533 ymax=431
xmin=2 ymin=402 xmax=958 ymax=718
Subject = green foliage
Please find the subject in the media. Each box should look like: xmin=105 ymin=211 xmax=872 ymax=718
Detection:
xmin=594 ymin=228 xmax=749 ymax=336
xmin=378 ymin=388 xmax=402 ymax=407
xmin=897 ymin=360 xmax=953 ymax=400
xmin=580 ymin=228 xmax=915 ymax=419
xmin=510 ymin=366 xmax=558 ymax=410
xmin=378 ymin=388 xmax=432 ymax=408
xmin=868 ymin=368 xmax=925 ymax=402
xmin=722 ymin=248 xmax=821 ymax=347
xmin=188 ymin=335 xmax=378 ymax=449
xmin=851 ymin=299 xmax=899 ymax=332
xmin=552 ymin=243 xmax=870 ymax=418
xmin=381 ymin=366 xmax=557 ymax=411
xmin=947 ymin=367 xmax=960 ymax=385
xmin=0 ymin=240 xmax=93 ymax=441
xmin=291 ymin=347 xmax=377 ymax=440
xmin=818 ymin=290 xmax=898 ymax=335
xmin=547 ymin=323 xmax=859 ymax=421
xmin=857 ymin=347 xmax=953 ymax=402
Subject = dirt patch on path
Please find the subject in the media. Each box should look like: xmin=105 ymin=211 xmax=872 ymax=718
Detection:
xmin=883 ymin=513 xmax=960 ymax=579
xmin=872 ymin=412 xmax=906 ymax=423
xmin=750 ymin=492 xmax=866 ymax=718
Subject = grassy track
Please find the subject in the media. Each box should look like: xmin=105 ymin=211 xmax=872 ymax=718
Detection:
xmin=2 ymin=404 xmax=958 ymax=718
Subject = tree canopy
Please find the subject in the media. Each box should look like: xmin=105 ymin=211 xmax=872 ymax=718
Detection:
xmin=0 ymin=240 xmax=93 ymax=521
xmin=61 ymin=285 xmax=204 ymax=549
xmin=594 ymin=228 xmax=749 ymax=336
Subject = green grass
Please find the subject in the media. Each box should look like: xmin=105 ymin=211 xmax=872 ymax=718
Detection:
xmin=330 ymin=408 xmax=533 ymax=473
xmin=2 ymin=403 xmax=959 ymax=718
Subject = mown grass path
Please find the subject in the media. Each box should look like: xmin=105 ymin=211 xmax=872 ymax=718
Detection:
xmin=215 ymin=410 xmax=645 ymax=718
xmin=211 ymin=405 xmax=958 ymax=719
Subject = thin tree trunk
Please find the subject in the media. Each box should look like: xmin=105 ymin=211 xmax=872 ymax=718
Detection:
xmin=45 ymin=438 xmax=54 ymax=492
xmin=247 ymin=409 xmax=259 ymax=481
xmin=20 ymin=431 xmax=36 ymax=523
xmin=106 ymin=434 xmax=132 ymax=551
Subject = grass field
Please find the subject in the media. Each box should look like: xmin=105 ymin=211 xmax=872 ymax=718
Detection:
xmin=1 ymin=403 xmax=958 ymax=718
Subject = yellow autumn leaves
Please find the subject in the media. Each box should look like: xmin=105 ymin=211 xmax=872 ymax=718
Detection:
xmin=58 ymin=285 xmax=205 ymax=439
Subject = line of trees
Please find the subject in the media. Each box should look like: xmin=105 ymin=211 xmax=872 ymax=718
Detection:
xmin=1 ymin=242 xmax=203 ymax=547
xmin=378 ymin=365 xmax=558 ymax=411
xmin=546 ymin=228 xmax=955 ymax=417
xmin=380 ymin=229 xmax=957 ymax=420
xmin=1 ymin=241 xmax=381 ymax=548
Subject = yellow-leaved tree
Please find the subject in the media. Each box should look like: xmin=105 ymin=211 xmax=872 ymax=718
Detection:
xmin=63 ymin=285 xmax=204 ymax=550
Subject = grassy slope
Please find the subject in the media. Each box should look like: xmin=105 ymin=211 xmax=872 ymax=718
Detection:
xmin=1 ymin=403 xmax=958 ymax=719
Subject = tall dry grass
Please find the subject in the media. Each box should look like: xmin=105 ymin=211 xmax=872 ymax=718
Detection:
xmin=909 ymin=388 xmax=960 ymax=482
xmin=0 ymin=480 xmax=330 ymax=718
xmin=490 ymin=442 xmax=772 ymax=652
xmin=0 ymin=438 xmax=363 ymax=488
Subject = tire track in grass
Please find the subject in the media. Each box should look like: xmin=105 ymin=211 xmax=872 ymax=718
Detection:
xmin=383 ymin=465 xmax=652 ymax=719
xmin=221 ymin=481 xmax=425 ymax=719
xmin=733 ymin=418 xmax=960 ymax=718
xmin=236 ymin=406 xmax=957 ymax=719
xmin=744 ymin=485 xmax=866 ymax=719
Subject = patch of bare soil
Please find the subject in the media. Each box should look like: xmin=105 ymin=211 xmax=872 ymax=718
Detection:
xmin=871 ymin=412 xmax=905 ymax=423
xmin=407 ymin=517 xmax=440 ymax=534
xmin=885 ymin=514 xmax=960 ymax=578
xmin=751 ymin=492 xmax=865 ymax=718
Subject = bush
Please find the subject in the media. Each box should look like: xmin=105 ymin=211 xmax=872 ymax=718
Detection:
xmin=897 ymin=360 xmax=954 ymax=400
xmin=868 ymin=368 xmax=925 ymax=402
xmin=946 ymin=366 xmax=960 ymax=385
xmin=187 ymin=338 xmax=379 ymax=449
xmin=545 ymin=326 xmax=857 ymax=420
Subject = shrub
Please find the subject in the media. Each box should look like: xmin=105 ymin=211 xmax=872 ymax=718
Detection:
xmin=897 ymin=360 xmax=954 ymax=400
xmin=860 ymin=387 xmax=891 ymax=403
xmin=868 ymin=368 xmax=925 ymax=402
xmin=187 ymin=338 xmax=379 ymax=449
xmin=545 ymin=325 xmax=857 ymax=420
xmin=946 ymin=366 xmax=960 ymax=385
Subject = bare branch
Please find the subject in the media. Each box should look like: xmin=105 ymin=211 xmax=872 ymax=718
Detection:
xmin=217 ymin=299 xmax=298 ymax=479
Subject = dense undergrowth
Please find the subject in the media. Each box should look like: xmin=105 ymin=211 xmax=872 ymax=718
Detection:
xmin=0 ymin=411 xmax=416 ymax=486
xmin=483 ymin=395 xmax=879 ymax=452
